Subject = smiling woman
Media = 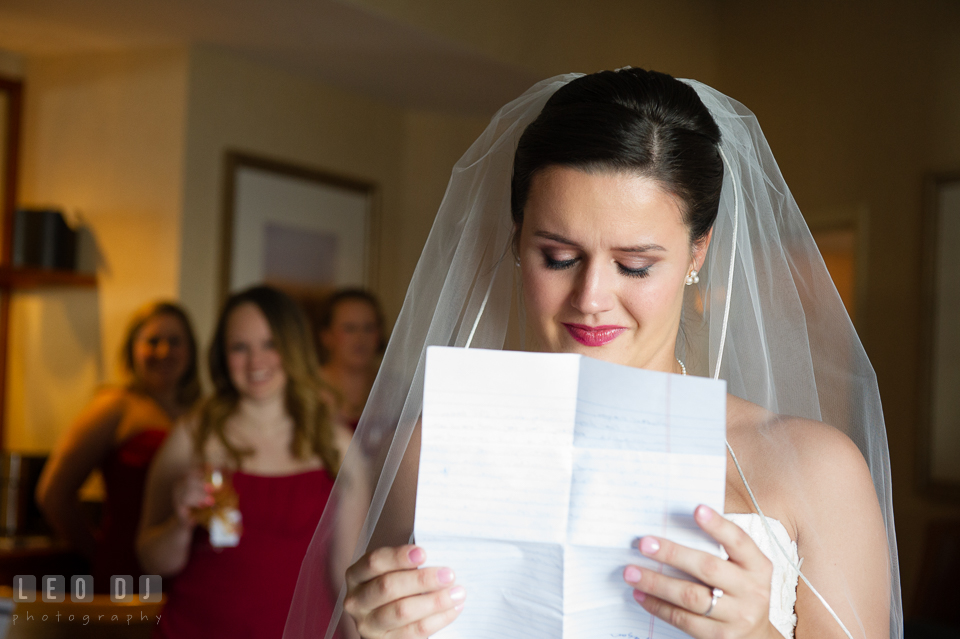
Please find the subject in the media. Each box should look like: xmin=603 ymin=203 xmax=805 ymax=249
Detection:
xmin=36 ymin=301 xmax=200 ymax=591
xmin=224 ymin=302 xmax=289 ymax=403
xmin=137 ymin=285 xmax=361 ymax=639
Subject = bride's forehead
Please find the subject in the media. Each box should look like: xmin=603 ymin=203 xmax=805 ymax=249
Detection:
xmin=524 ymin=167 xmax=687 ymax=234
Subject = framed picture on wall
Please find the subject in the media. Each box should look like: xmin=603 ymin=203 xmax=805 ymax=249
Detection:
xmin=221 ymin=152 xmax=379 ymax=311
xmin=918 ymin=173 xmax=960 ymax=501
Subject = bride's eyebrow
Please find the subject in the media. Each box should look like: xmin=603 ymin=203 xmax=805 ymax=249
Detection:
xmin=617 ymin=244 xmax=667 ymax=253
xmin=532 ymin=230 xmax=665 ymax=253
xmin=533 ymin=230 xmax=579 ymax=246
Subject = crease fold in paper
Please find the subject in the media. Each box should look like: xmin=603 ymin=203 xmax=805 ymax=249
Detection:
xmin=416 ymin=347 xmax=727 ymax=639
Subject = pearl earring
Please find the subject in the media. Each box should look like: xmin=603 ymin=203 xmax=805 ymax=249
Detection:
xmin=685 ymin=269 xmax=699 ymax=286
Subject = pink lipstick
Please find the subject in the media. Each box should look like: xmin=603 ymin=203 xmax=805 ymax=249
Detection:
xmin=563 ymin=323 xmax=627 ymax=347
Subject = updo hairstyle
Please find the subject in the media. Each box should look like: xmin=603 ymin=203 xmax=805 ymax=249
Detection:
xmin=511 ymin=67 xmax=723 ymax=244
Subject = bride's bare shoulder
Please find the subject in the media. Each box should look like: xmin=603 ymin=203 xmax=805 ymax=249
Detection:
xmin=726 ymin=394 xmax=871 ymax=488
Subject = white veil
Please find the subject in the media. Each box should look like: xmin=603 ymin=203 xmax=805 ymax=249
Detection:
xmin=284 ymin=73 xmax=902 ymax=639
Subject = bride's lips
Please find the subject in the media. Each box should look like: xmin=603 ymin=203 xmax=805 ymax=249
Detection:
xmin=563 ymin=323 xmax=627 ymax=347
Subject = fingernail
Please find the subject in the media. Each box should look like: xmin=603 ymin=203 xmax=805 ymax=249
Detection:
xmin=623 ymin=566 xmax=641 ymax=583
xmin=696 ymin=505 xmax=713 ymax=522
xmin=639 ymin=537 xmax=660 ymax=556
xmin=633 ymin=590 xmax=646 ymax=603
xmin=454 ymin=603 xmax=465 ymax=612
xmin=437 ymin=568 xmax=455 ymax=584
xmin=408 ymin=547 xmax=426 ymax=564
xmin=449 ymin=586 xmax=466 ymax=601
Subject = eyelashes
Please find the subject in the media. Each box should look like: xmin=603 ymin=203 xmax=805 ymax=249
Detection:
xmin=543 ymin=255 xmax=652 ymax=279
xmin=617 ymin=264 xmax=652 ymax=279
xmin=544 ymin=255 xmax=577 ymax=271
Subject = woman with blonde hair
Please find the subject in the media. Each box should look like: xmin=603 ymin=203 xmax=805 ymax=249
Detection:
xmin=37 ymin=301 xmax=200 ymax=590
xmin=138 ymin=285 xmax=356 ymax=638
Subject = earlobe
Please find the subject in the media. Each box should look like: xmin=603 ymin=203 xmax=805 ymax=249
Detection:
xmin=686 ymin=228 xmax=712 ymax=286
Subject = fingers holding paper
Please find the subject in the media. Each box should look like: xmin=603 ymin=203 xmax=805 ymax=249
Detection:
xmin=622 ymin=505 xmax=777 ymax=639
xmin=344 ymin=544 xmax=466 ymax=639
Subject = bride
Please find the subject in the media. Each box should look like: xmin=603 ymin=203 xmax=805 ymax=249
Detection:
xmin=284 ymin=68 xmax=901 ymax=639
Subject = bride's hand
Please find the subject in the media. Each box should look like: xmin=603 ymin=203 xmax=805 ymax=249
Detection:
xmin=344 ymin=544 xmax=466 ymax=639
xmin=622 ymin=505 xmax=779 ymax=639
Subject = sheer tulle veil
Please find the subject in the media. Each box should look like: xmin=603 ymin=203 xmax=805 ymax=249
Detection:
xmin=284 ymin=73 xmax=903 ymax=639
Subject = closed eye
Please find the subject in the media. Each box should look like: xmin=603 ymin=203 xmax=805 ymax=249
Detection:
xmin=543 ymin=253 xmax=652 ymax=278
xmin=618 ymin=264 xmax=651 ymax=278
xmin=544 ymin=255 xmax=578 ymax=271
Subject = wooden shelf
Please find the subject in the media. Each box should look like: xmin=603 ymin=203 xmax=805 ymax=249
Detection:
xmin=0 ymin=266 xmax=97 ymax=289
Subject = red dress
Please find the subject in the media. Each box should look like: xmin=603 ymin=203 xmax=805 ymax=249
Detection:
xmin=154 ymin=469 xmax=335 ymax=639
xmin=94 ymin=428 xmax=168 ymax=591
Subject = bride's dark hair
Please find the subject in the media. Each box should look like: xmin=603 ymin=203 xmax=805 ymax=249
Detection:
xmin=511 ymin=67 xmax=722 ymax=243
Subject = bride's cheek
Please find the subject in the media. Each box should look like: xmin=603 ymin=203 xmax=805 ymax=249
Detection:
xmin=522 ymin=278 xmax=555 ymax=316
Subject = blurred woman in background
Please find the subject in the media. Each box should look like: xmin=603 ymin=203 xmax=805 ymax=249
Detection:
xmin=138 ymin=285 xmax=358 ymax=639
xmin=36 ymin=301 xmax=200 ymax=590
xmin=316 ymin=289 xmax=386 ymax=429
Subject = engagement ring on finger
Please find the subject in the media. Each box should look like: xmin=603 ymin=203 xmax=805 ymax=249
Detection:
xmin=703 ymin=587 xmax=723 ymax=617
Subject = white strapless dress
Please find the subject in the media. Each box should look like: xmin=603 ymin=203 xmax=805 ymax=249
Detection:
xmin=723 ymin=514 xmax=800 ymax=639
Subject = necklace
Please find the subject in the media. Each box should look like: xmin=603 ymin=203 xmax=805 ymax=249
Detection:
xmin=676 ymin=358 xmax=687 ymax=376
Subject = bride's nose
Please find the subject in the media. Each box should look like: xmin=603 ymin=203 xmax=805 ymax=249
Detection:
xmin=570 ymin=259 xmax=615 ymax=315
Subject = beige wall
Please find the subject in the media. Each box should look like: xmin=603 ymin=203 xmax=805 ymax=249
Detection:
xmin=347 ymin=0 xmax=719 ymax=83
xmin=9 ymin=48 xmax=189 ymax=451
xmin=0 ymin=50 xmax=25 ymax=78
xmin=928 ymin=2 xmax=960 ymax=168
xmin=716 ymin=0 xmax=960 ymax=605
xmin=7 ymin=44 xmax=492 ymax=451
xmin=177 ymin=46 xmax=408 ymax=348
xmin=397 ymin=109 xmax=489 ymax=297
